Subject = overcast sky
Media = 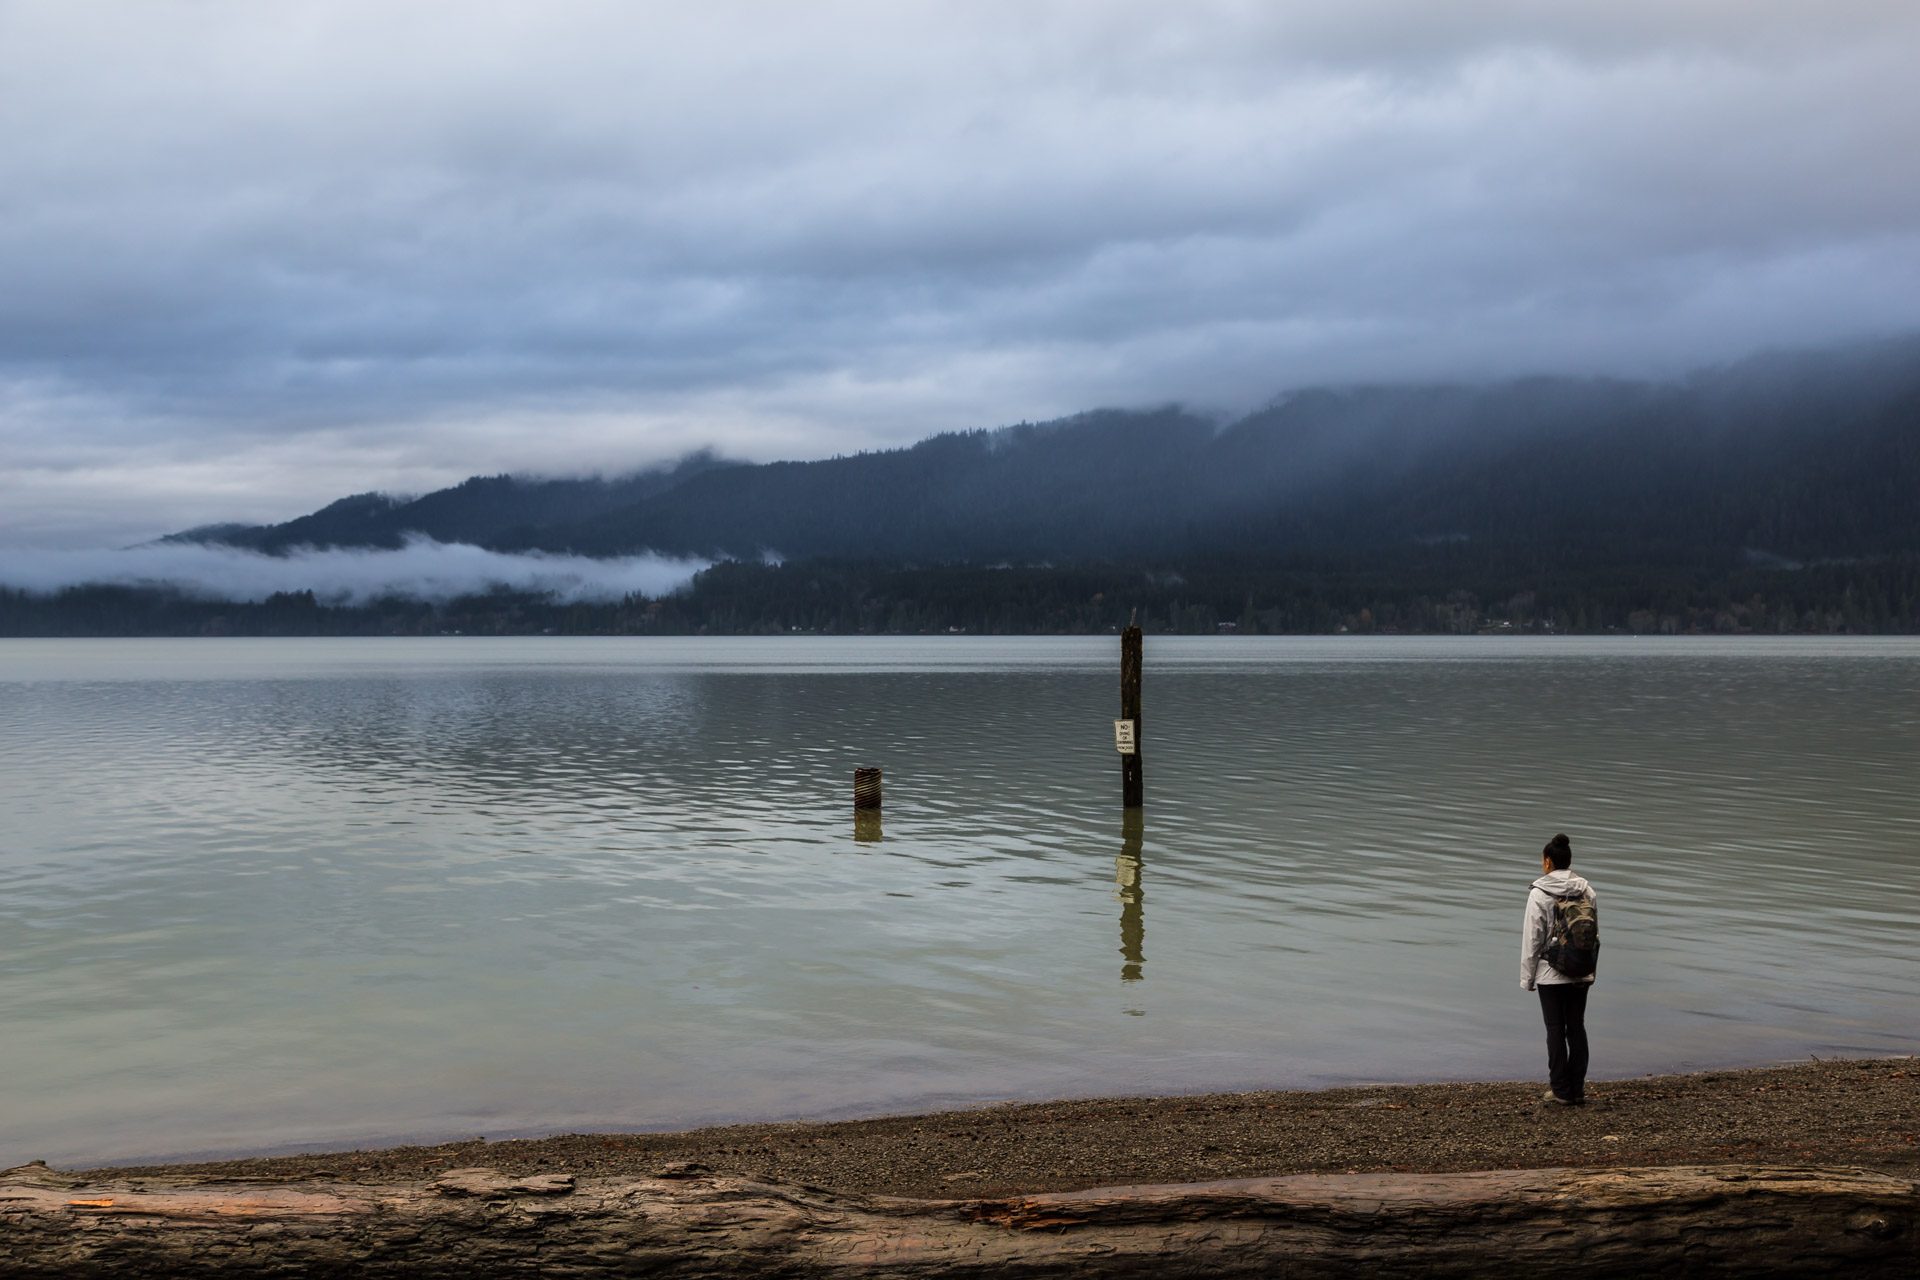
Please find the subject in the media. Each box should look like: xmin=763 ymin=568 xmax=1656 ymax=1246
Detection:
xmin=4 ymin=1 xmax=1919 ymax=548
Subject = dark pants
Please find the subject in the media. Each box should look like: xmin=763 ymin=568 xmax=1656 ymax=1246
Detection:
xmin=1538 ymin=982 xmax=1590 ymax=1102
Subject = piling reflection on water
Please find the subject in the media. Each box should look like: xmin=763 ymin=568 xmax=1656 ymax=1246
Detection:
xmin=854 ymin=809 xmax=883 ymax=845
xmin=1116 ymin=810 xmax=1144 ymax=982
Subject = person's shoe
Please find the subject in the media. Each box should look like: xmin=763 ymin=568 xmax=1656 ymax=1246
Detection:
xmin=1542 ymin=1089 xmax=1576 ymax=1105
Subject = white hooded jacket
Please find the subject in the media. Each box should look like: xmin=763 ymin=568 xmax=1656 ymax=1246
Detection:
xmin=1521 ymin=869 xmax=1596 ymax=989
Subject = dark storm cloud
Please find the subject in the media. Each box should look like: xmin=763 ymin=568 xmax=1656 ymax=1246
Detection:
xmin=3 ymin=1 xmax=1919 ymax=546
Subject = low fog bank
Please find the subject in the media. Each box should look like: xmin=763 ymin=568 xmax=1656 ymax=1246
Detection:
xmin=0 ymin=538 xmax=706 ymax=605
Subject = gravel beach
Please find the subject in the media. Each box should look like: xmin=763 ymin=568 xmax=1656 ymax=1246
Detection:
xmin=89 ymin=1058 xmax=1915 ymax=1200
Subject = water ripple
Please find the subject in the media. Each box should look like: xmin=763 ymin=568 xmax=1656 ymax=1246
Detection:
xmin=0 ymin=636 xmax=1915 ymax=1167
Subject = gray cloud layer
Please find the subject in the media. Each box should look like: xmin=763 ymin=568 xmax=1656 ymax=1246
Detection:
xmin=4 ymin=1 xmax=1919 ymax=545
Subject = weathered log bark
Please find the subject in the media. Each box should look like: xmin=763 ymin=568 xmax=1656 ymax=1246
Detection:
xmin=2 ymin=1161 xmax=1912 ymax=1278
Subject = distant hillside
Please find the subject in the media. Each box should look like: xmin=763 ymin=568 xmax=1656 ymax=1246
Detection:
xmin=174 ymin=339 xmax=1920 ymax=571
xmin=167 ymin=451 xmax=740 ymax=555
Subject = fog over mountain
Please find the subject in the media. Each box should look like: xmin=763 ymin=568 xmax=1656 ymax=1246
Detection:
xmin=1 ymin=541 xmax=704 ymax=606
xmin=7 ymin=339 xmax=1916 ymax=636
xmin=152 ymin=338 xmax=1920 ymax=583
xmin=4 ymin=3 xmax=1920 ymax=549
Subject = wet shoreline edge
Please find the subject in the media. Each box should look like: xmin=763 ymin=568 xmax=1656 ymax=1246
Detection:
xmin=74 ymin=1057 xmax=1918 ymax=1198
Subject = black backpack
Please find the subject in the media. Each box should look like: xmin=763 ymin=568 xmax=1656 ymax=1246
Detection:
xmin=1544 ymin=889 xmax=1600 ymax=978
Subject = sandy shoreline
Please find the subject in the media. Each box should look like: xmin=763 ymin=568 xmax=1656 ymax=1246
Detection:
xmin=88 ymin=1057 xmax=1916 ymax=1199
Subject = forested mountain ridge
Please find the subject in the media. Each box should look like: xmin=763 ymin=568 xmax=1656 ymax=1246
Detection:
xmin=165 ymin=450 xmax=740 ymax=555
xmin=174 ymin=338 xmax=1920 ymax=571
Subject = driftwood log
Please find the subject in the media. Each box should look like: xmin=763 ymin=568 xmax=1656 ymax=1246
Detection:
xmin=2 ymin=1161 xmax=1912 ymax=1278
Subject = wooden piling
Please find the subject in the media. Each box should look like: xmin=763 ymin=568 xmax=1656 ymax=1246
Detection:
xmin=1120 ymin=625 xmax=1143 ymax=808
xmin=853 ymin=767 xmax=883 ymax=810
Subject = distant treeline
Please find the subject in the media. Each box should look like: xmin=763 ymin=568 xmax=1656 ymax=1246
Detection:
xmin=7 ymin=554 xmax=1917 ymax=637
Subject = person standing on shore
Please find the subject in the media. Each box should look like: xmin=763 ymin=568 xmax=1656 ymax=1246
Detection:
xmin=1521 ymin=833 xmax=1598 ymax=1105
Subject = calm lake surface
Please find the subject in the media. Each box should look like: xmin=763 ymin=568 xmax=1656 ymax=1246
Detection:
xmin=1 ymin=636 xmax=1915 ymax=1167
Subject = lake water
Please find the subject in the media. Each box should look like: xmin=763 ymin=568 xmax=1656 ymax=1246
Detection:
xmin=1 ymin=636 xmax=1915 ymax=1168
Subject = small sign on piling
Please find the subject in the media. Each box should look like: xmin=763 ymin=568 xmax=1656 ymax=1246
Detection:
xmin=1114 ymin=719 xmax=1137 ymax=754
